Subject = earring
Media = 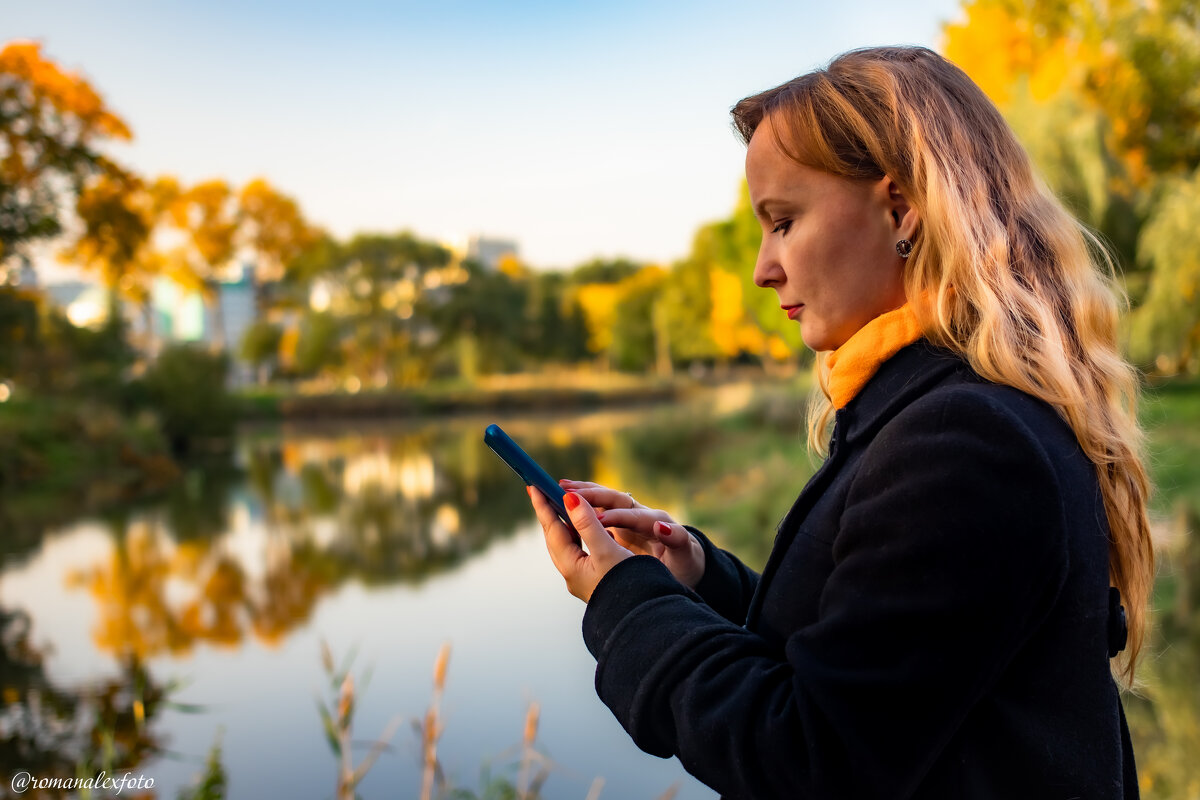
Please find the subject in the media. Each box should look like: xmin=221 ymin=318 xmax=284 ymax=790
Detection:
xmin=896 ymin=239 xmax=913 ymax=259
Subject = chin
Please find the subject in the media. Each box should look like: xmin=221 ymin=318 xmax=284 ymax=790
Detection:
xmin=800 ymin=329 xmax=838 ymax=353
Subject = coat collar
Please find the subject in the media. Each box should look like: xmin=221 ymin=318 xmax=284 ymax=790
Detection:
xmin=834 ymin=340 xmax=977 ymax=449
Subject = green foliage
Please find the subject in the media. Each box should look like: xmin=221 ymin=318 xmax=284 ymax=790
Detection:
xmin=239 ymin=320 xmax=283 ymax=368
xmin=1 ymin=296 xmax=135 ymax=405
xmin=609 ymin=269 xmax=665 ymax=371
xmin=1130 ymin=167 xmax=1200 ymax=372
xmin=944 ymin=0 xmax=1200 ymax=373
xmin=177 ymin=732 xmax=227 ymax=800
xmin=659 ymin=257 xmax=719 ymax=363
xmin=138 ymin=344 xmax=236 ymax=452
xmin=570 ymin=256 xmax=641 ymax=285
xmin=293 ymin=310 xmax=342 ymax=377
xmin=0 ymin=286 xmax=39 ymax=376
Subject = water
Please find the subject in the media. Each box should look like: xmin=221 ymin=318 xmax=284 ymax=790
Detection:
xmin=1 ymin=399 xmax=751 ymax=800
xmin=3 ymin=386 xmax=1198 ymax=799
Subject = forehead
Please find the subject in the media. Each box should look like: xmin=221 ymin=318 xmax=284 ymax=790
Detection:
xmin=745 ymin=122 xmax=875 ymax=220
xmin=745 ymin=122 xmax=819 ymax=211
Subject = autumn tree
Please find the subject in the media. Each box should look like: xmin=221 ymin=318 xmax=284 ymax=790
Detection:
xmin=56 ymin=167 xmax=171 ymax=351
xmin=943 ymin=0 xmax=1200 ymax=372
xmin=0 ymin=40 xmax=131 ymax=269
xmin=165 ymin=179 xmax=239 ymax=349
xmin=238 ymin=177 xmax=320 ymax=313
xmin=296 ymin=231 xmax=453 ymax=386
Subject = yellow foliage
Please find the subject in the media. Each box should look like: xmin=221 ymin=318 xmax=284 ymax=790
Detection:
xmin=497 ymin=253 xmax=528 ymax=279
xmin=0 ymin=40 xmax=131 ymax=142
xmin=709 ymin=267 xmax=764 ymax=358
xmin=59 ymin=169 xmax=160 ymax=294
xmin=575 ymin=282 xmax=621 ymax=354
xmin=943 ymin=1 xmax=1156 ymax=189
xmin=278 ymin=323 xmax=300 ymax=369
xmin=943 ymin=5 xmax=1035 ymax=105
xmin=239 ymin=178 xmax=318 ymax=283
xmin=767 ymin=333 xmax=794 ymax=361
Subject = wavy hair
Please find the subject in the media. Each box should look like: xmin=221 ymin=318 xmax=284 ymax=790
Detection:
xmin=731 ymin=46 xmax=1153 ymax=686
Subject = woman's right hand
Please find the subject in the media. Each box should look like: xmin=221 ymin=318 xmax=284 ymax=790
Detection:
xmin=558 ymin=479 xmax=706 ymax=590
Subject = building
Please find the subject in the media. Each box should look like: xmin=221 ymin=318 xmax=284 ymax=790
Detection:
xmin=465 ymin=235 xmax=519 ymax=271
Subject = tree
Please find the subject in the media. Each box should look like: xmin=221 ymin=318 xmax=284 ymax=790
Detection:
xmin=609 ymin=265 xmax=668 ymax=372
xmin=240 ymin=319 xmax=284 ymax=382
xmin=238 ymin=177 xmax=320 ymax=315
xmin=166 ymin=179 xmax=239 ymax=349
xmin=0 ymin=41 xmax=132 ymax=269
xmin=58 ymin=167 xmax=166 ymax=348
xmin=942 ymin=0 xmax=1200 ymax=372
xmin=294 ymin=231 xmax=453 ymax=386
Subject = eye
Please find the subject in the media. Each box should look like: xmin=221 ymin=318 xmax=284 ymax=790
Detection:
xmin=771 ymin=220 xmax=791 ymax=235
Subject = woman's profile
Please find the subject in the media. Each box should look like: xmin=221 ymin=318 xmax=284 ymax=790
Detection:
xmin=527 ymin=45 xmax=1152 ymax=799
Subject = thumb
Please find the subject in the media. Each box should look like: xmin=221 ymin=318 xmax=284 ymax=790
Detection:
xmin=564 ymin=492 xmax=621 ymax=554
xmin=654 ymin=521 xmax=692 ymax=550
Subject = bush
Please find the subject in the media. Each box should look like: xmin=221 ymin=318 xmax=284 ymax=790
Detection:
xmin=138 ymin=344 xmax=236 ymax=453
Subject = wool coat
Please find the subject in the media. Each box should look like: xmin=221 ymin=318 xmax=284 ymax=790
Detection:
xmin=581 ymin=341 xmax=1137 ymax=800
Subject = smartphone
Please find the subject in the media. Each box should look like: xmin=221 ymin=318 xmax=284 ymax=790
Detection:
xmin=484 ymin=423 xmax=577 ymax=533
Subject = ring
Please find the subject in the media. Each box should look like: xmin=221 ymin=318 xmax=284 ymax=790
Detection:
xmin=625 ymin=492 xmax=636 ymax=508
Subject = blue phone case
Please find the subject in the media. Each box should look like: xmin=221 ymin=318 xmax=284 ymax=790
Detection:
xmin=484 ymin=423 xmax=575 ymax=531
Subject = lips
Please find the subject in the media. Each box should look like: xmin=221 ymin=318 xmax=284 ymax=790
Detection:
xmin=781 ymin=304 xmax=804 ymax=320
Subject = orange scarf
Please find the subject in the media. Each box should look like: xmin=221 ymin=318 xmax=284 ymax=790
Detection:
xmin=826 ymin=304 xmax=923 ymax=409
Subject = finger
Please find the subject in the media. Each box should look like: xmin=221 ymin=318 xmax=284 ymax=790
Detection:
xmin=610 ymin=526 xmax=658 ymax=557
xmin=594 ymin=507 xmax=657 ymax=532
xmin=654 ymin=520 xmax=693 ymax=550
xmin=563 ymin=492 xmax=623 ymax=556
xmin=529 ymin=487 xmax=583 ymax=571
xmin=568 ymin=486 xmax=639 ymax=511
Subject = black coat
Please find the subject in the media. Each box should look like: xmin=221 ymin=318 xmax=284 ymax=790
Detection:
xmin=581 ymin=341 xmax=1138 ymax=799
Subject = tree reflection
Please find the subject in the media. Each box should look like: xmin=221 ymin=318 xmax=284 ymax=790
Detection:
xmin=1126 ymin=504 xmax=1200 ymax=798
xmin=0 ymin=606 xmax=169 ymax=797
xmin=62 ymin=400 xmax=776 ymax=661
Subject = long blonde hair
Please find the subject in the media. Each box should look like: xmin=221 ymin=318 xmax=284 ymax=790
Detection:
xmin=731 ymin=46 xmax=1153 ymax=686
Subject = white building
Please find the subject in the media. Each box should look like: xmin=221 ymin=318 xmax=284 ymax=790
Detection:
xmin=465 ymin=235 xmax=519 ymax=271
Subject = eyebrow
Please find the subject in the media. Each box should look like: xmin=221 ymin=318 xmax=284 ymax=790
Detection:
xmin=753 ymin=198 xmax=791 ymax=221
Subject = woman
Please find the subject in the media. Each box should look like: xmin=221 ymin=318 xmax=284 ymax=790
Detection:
xmin=528 ymin=46 xmax=1152 ymax=799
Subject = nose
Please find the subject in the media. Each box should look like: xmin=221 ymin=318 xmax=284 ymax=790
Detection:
xmin=753 ymin=238 xmax=784 ymax=289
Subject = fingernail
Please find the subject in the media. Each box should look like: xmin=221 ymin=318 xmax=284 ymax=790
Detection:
xmin=564 ymin=492 xmax=581 ymax=511
xmin=655 ymin=521 xmax=670 ymax=535
xmin=595 ymin=509 xmax=605 ymax=520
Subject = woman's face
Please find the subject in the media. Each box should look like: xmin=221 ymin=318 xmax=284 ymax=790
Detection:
xmin=745 ymin=116 xmax=913 ymax=352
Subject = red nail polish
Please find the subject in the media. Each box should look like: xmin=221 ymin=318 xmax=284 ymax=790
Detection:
xmin=595 ymin=509 xmax=605 ymax=520
xmin=564 ymin=492 xmax=580 ymax=511
xmin=655 ymin=521 xmax=669 ymax=535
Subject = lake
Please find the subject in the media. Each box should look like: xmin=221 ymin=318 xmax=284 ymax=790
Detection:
xmin=2 ymin=382 xmax=1197 ymax=799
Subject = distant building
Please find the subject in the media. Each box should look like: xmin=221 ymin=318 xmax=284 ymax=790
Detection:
xmin=465 ymin=235 xmax=519 ymax=271
xmin=1 ymin=255 xmax=39 ymax=289
xmin=44 ymin=280 xmax=93 ymax=311
xmin=149 ymin=263 xmax=258 ymax=385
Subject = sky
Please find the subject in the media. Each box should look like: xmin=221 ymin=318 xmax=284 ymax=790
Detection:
xmin=4 ymin=0 xmax=964 ymax=280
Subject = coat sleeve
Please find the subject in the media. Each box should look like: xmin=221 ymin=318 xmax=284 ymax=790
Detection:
xmin=581 ymin=387 xmax=1071 ymax=799
xmin=685 ymin=525 xmax=760 ymax=624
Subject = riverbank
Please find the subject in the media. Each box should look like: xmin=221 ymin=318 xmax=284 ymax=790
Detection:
xmin=233 ymin=365 xmax=797 ymax=421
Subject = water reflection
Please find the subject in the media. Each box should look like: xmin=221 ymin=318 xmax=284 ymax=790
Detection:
xmin=1126 ymin=504 xmax=1200 ymax=798
xmin=2 ymin=386 xmax=1197 ymax=797
xmin=0 ymin=606 xmax=170 ymax=796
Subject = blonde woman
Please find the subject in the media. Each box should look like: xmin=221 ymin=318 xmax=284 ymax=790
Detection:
xmin=528 ymin=46 xmax=1152 ymax=799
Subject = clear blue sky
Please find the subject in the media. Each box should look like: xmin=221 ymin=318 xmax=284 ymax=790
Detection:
xmin=4 ymin=0 xmax=964 ymax=275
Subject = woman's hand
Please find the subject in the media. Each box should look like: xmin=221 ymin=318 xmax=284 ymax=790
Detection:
xmin=529 ymin=485 xmax=633 ymax=603
xmin=558 ymin=479 xmax=706 ymax=590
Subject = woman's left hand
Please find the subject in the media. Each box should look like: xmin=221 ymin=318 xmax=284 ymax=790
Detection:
xmin=528 ymin=486 xmax=633 ymax=603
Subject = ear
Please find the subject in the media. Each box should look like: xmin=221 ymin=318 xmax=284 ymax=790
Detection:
xmin=883 ymin=177 xmax=919 ymax=239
